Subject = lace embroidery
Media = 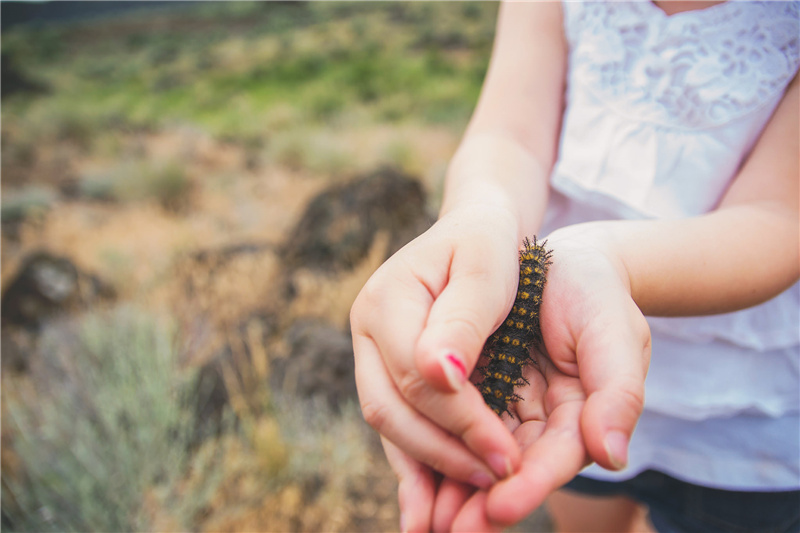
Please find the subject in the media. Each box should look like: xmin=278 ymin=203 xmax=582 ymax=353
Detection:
xmin=565 ymin=1 xmax=800 ymax=128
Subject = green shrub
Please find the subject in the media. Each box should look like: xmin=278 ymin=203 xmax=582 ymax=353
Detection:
xmin=2 ymin=307 xmax=224 ymax=532
xmin=78 ymin=160 xmax=191 ymax=209
xmin=1 ymin=186 xmax=56 ymax=223
xmin=267 ymin=128 xmax=354 ymax=176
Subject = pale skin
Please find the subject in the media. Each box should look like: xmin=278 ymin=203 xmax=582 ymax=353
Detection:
xmin=350 ymin=1 xmax=800 ymax=531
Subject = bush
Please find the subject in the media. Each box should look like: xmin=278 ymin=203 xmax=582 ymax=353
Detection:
xmin=78 ymin=159 xmax=191 ymax=210
xmin=1 ymin=186 xmax=56 ymax=223
xmin=1 ymin=307 xmax=223 ymax=532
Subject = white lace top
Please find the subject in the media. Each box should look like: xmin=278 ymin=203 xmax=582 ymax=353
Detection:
xmin=544 ymin=0 xmax=800 ymax=489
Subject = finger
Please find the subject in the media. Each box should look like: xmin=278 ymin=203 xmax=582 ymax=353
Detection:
xmin=451 ymin=490 xmax=503 ymax=533
xmin=354 ymin=333 xmax=498 ymax=488
xmin=512 ymin=354 xmax=549 ymax=422
xmin=359 ymin=271 xmax=522 ymax=481
xmin=486 ymin=400 xmax=588 ymax=527
xmin=575 ymin=299 xmax=650 ymax=471
xmin=581 ymin=377 xmax=645 ymax=471
xmin=382 ymin=438 xmax=437 ymax=533
xmin=393 ymin=376 xmax=521 ymax=482
xmin=431 ymin=478 xmax=475 ymax=533
xmin=415 ymin=235 xmax=519 ymax=393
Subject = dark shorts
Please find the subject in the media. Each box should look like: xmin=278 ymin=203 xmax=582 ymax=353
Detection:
xmin=563 ymin=470 xmax=800 ymax=533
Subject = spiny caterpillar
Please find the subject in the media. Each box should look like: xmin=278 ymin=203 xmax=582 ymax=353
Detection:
xmin=479 ymin=237 xmax=552 ymax=418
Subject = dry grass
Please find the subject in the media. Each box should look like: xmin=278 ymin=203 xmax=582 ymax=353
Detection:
xmin=1 ymin=307 xmax=222 ymax=532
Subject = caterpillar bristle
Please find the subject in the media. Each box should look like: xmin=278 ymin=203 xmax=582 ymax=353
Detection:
xmin=479 ymin=236 xmax=552 ymax=418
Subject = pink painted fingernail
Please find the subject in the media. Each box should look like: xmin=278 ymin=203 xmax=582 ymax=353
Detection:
xmin=441 ymin=353 xmax=467 ymax=391
xmin=604 ymin=430 xmax=629 ymax=470
xmin=399 ymin=513 xmax=407 ymax=533
xmin=468 ymin=469 xmax=495 ymax=490
xmin=487 ymin=452 xmax=514 ymax=479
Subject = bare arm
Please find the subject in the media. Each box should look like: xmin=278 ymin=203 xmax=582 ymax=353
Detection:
xmin=440 ymin=0 xmax=566 ymax=236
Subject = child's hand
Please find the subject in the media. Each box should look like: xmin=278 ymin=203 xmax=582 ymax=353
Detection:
xmin=428 ymin=346 xmax=586 ymax=531
xmin=425 ymin=230 xmax=653 ymax=530
xmin=350 ymin=205 xmax=527 ymax=527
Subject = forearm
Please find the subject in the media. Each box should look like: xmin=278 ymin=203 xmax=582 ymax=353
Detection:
xmin=438 ymin=1 xmax=565 ymax=240
xmin=553 ymin=202 xmax=799 ymax=317
xmin=440 ymin=131 xmax=551 ymax=240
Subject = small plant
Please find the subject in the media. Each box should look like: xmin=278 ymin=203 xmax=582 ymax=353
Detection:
xmin=268 ymin=129 xmax=354 ymax=176
xmin=1 ymin=306 xmax=224 ymax=532
xmin=0 ymin=186 xmax=56 ymax=223
xmin=78 ymin=160 xmax=191 ymax=210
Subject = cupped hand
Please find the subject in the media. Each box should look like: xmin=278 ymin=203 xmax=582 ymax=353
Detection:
xmin=350 ymin=205 xmax=530 ymax=530
xmin=429 ymin=227 xmax=652 ymax=531
xmin=430 ymin=347 xmax=588 ymax=532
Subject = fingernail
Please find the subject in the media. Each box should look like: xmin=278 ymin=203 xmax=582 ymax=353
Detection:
xmin=441 ymin=352 xmax=467 ymax=391
xmin=604 ymin=430 xmax=629 ymax=470
xmin=400 ymin=512 xmax=407 ymax=533
xmin=487 ymin=452 xmax=513 ymax=479
xmin=468 ymin=469 xmax=495 ymax=490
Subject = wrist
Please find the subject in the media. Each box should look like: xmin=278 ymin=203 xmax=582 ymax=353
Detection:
xmin=545 ymin=222 xmax=634 ymax=296
xmin=436 ymin=202 xmax=522 ymax=250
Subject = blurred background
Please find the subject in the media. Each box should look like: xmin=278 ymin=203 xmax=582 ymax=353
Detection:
xmin=1 ymin=2 xmax=551 ymax=531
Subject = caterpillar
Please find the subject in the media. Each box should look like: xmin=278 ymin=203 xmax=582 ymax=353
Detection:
xmin=479 ymin=236 xmax=552 ymax=418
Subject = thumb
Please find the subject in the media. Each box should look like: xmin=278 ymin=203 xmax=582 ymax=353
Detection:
xmin=581 ymin=376 xmax=645 ymax=470
xmin=415 ymin=242 xmax=519 ymax=393
xmin=578 ymin=309 xmax=651 ymax=471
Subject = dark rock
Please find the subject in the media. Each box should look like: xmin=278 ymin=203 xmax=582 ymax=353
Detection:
xmin=1 ymin=251 xmax=115 ymax=327
xmin=0 ymin=325 xmax=37 ymax=373
xmin=281 ymin=167 xmax=434 ymax=273
xmin=186 ymin=312 xmax=278 ymax=446
xmin=271 ymin=319 xmax=357 ymax=410
xmin=2 ymin=252 xmax=80 ymax=327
